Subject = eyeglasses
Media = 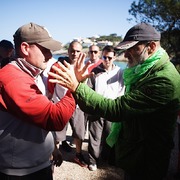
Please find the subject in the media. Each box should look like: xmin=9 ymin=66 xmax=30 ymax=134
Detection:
xmin=89 ymin=50 xmax=98 ymax=54
xmin=102 ymin=56 xmax=113 ymax=60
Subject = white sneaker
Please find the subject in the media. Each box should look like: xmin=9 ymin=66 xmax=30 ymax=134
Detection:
xmin=88 ymin=164 xmax=97 ymax=171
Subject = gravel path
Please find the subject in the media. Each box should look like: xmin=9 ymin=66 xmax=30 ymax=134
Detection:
xmin=53 ymin=123 xmax=178 ymax=180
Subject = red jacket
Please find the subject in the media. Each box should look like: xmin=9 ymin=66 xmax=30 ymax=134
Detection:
xmin=0 ymin=62 xmax=76 ymax=131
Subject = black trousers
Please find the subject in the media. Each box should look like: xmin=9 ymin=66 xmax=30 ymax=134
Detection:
xmin=0 ymin=166 xmax=53 ymax=180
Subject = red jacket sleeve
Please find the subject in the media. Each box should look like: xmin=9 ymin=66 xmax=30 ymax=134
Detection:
xmin=0 ymin=65 xmax=76 ymax=131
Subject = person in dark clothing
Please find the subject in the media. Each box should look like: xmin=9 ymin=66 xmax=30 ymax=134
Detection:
xmin=0 ymin=39 xmax=14 ymax=68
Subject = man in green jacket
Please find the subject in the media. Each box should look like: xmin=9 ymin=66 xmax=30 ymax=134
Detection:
xmin=49 ymin=23 xmax=180 ymax=180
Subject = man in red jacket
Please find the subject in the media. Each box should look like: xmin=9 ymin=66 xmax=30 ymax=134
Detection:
xmin=0 ymin=22 xmax=76 ymax=180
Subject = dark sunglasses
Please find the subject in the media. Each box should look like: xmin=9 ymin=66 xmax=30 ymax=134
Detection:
xmin=90 ymin=50 xmax=98 ymax=54
xmin=102 ymin=56 xmax=113 ymax=60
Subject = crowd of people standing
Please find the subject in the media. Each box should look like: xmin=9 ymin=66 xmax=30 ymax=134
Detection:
xmin=0 ymin=22 xmax=180 ymax=180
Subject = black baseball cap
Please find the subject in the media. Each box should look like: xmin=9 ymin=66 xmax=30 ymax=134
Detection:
xmin=116 ymin=23 xmax=161 ymax=50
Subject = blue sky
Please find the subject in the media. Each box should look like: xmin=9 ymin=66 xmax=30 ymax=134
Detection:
xmin=1 ymin=0 xmax=137 ymax=44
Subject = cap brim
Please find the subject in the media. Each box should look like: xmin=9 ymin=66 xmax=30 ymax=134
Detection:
xmin=38 ymin=39 xmax=62 ymax=51
xmin=116 ymin=41 xmax=139 ymax=50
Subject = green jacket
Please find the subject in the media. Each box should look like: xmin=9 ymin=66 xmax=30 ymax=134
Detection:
xmin=74 ymin=56 xmax=180 ymax=178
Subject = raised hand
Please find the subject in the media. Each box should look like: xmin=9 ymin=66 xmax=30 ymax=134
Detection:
xmin=48 ymin=53 xmax=92 ymax=92
xmin=74 ymin=53 xmax=92 ymax=82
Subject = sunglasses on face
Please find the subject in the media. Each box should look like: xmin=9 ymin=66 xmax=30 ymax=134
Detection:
xmin=102 ymin=56 xmax=113 ymax=60
xmin=89 ymin=50 xmax=98 ymax=54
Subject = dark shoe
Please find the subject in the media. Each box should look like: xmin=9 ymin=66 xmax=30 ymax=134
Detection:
xmin=61 ymin=141 xmax=72 ymax=152
xmin=73 ymin=153 xmax=88 ymax=168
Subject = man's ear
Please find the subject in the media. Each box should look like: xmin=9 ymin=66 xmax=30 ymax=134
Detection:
xmin=21 ymin=42 xmax=30 ymax=56
xmin=148 ymin=41 xmax=156 ymax=54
